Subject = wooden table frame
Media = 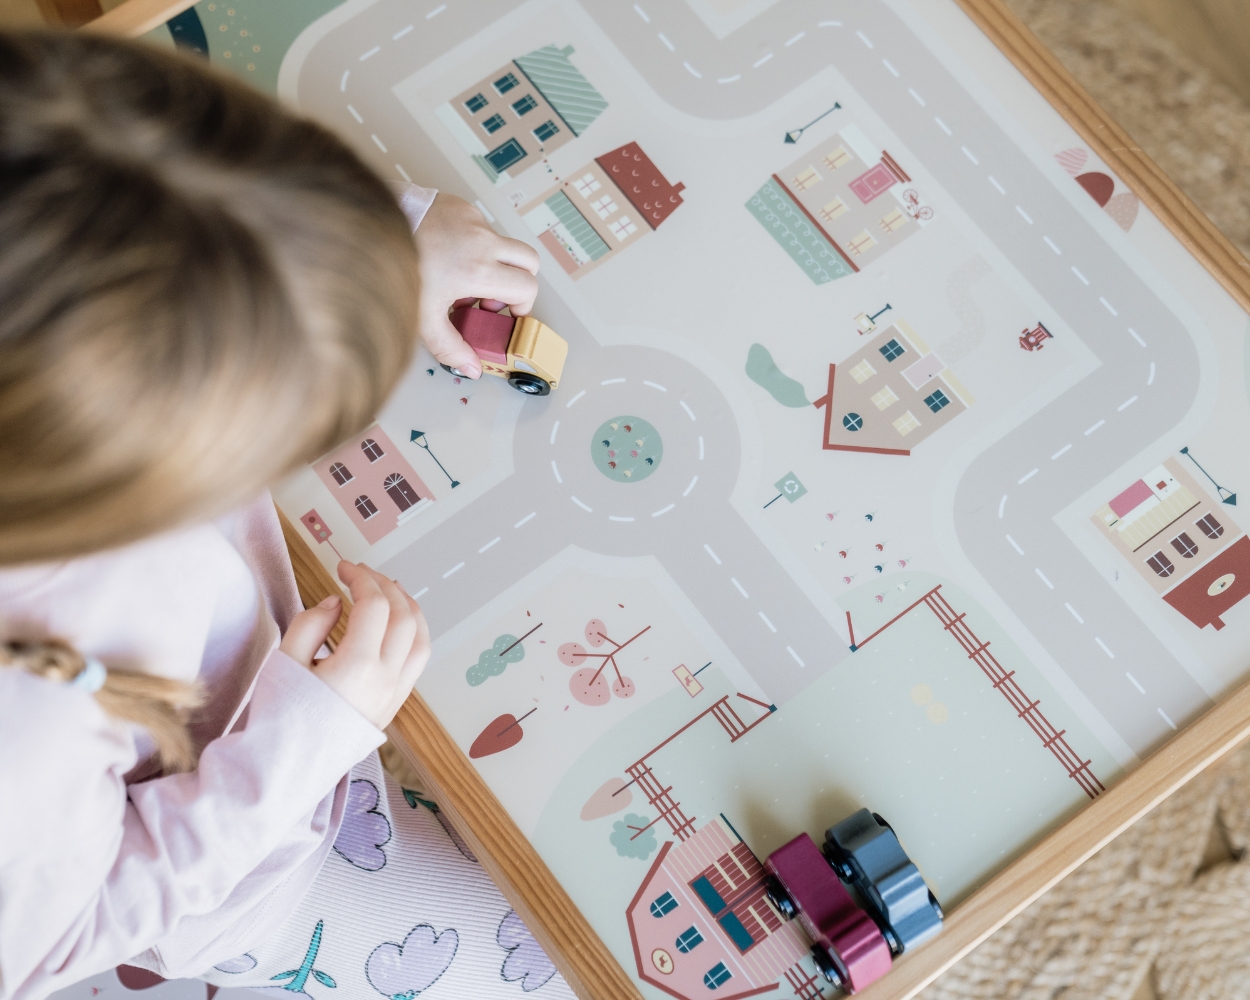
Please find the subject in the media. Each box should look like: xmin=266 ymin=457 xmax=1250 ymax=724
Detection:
xmin=93 ymin=0 xmax=1250 ymax=995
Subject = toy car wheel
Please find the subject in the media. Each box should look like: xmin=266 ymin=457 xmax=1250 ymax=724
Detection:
xmin=929 ymin=891 xmax=944 ymax=921
xmin=440 ymin=362 xmax=470 ymax=378
xmin=822 ymin=839 xmax=855 ymax=883
xmin=763 ymin=875 xmax=796 ymax=920
xmin=809 ymin=947 xmax=845 ymax=990
xmin=871 ymin=812 xmax=893 ymax=832
xmin=508 ymin=373 xmax=550 ymax=396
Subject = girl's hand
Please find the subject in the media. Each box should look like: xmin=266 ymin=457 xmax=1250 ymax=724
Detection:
xmin=414 ymin=193 xmax=540 ymax=379
xmin=280 ymin=562 xmax=430 ymax=731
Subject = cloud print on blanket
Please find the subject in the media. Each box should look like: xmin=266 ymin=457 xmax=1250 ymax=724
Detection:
xmin=365 ymin=924 xmax=459 ymax=998
xmin=333 ymin=779 xmax=392 ymax=871
xmin=497 ymin=911 xmax=557 ymax=992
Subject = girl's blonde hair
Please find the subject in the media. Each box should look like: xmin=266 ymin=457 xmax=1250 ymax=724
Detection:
xmin=0 ymin=31 xmax=422 ymax=768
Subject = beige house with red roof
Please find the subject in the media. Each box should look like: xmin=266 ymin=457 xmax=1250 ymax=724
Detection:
xmin=520 ymin=142 xmax=685 ymax=279
xmin=813 ymin=320 xmax=974 ymax=456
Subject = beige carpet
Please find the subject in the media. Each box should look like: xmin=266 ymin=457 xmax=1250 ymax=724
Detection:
xmin=923 ymin=3 xmax=1250 ymax=998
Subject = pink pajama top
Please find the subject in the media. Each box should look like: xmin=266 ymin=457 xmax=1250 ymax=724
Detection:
xmin=0 ymin=186 xmax=437 ymax=1000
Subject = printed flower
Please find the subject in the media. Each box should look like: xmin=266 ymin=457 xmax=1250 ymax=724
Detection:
xmin=366 ymin=924 xmax=458 ymax=999
xmin=497 ymin=911 xmax=557 ymax=992
xmin=333 ymin=779 xmax=392 ymax=871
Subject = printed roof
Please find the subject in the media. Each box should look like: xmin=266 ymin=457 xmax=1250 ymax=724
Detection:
xmin=596 ymin=142 xmax=686 ymax=228
xmin=514 ymin=45 xmax=608 ymax=137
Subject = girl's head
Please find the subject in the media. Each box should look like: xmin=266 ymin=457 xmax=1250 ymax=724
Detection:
xmin=0 ymin=29 xmax=420 ymax=566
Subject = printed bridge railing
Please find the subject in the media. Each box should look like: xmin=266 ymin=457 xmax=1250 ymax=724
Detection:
xmin=848 ymin=584 xmax=1105 ymax=799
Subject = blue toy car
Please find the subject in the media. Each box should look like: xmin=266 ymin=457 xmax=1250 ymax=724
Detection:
xmin=823 ymin=810 xmax=943 ymax=955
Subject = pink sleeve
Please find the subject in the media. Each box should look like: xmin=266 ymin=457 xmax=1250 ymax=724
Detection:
xmin=396 ymin=183 xmax=438 ymax=231
xmin=0 ymin=650 xmax=383 ymax=1000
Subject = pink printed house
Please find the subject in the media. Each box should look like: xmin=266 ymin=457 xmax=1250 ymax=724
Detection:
xmin=313 ymin=424 xmax=433 ymax=545
xmin=626 ymin=816 xmax=811 ymax=1000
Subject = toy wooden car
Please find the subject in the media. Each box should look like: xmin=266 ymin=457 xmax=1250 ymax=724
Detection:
xmin=824 ymin=810 xmax=944 ymax=955
xmin=447 ymin=303 xmax=568 ymax=396
xmin=765 ymin=833 xmax=893 ymax=993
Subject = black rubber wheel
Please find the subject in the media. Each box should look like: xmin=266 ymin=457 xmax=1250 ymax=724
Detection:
xmin=822 ymin=839 xmax=854 ymax=883
xmin=508 ymin=372 xmax=550 ymax=396
xmin=763 ymin=875 xmax=796 ymax=920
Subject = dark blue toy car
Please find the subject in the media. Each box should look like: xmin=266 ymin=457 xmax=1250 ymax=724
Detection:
xmin=823 ymin=809 xmax=943 ymax=955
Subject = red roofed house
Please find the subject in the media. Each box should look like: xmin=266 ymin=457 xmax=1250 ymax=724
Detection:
xmin=626 ymin=815 xmax=812 ymax=1000
xmin=812 ymin=319 xmax=974 ymax=456
xmin=1093 ymin=457 xmax=1250 ymax=630
xmin=313 ymin=424 xmax=434 ymax=546
xmin=520 ymin=142 xmax=685 ymax=279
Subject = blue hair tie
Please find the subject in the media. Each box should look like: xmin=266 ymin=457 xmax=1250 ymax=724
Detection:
xmin=71 ymin=656 xmax=107 ymax=694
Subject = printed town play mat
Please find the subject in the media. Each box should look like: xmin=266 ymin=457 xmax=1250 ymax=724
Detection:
xmin=150 ymin=1 xmax=1250 ymax=996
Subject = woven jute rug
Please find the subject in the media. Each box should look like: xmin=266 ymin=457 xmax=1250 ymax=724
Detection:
xmin=923 ymin=3 xmax=1250 ymax=997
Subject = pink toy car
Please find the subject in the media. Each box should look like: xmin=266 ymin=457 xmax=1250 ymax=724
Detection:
xmin=446 ymin=303 xmax=568 ymax=396
xmin=765 ymin=833 xmax=893 ymax=993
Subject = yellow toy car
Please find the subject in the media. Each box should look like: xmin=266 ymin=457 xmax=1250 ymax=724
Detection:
xmin=447 ymin=303 xmax=568 ymax=396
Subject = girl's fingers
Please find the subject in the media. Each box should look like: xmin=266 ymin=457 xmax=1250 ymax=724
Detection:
xmin=422 ymin=317 xmax=482 ymax=378
xmin=399 ymin=592 xmax=432 ymax=688
xmin=366 ymin=568 xmax=418 ymax=668
xmin=334 ymin=561 xmax=392 ymax=660
xmin=493 ymin=235 xmax=541 ymax=275
xmin=279 ymin=595 xmax=342 ymax=665
xmin=474 ymin=261 xmax=538 ymax=314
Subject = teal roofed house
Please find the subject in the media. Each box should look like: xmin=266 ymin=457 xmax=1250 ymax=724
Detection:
xmin=442 ymin=44 xmax=609 ymax=185
xmin=514 ymin=45 xmax=608 ymax=137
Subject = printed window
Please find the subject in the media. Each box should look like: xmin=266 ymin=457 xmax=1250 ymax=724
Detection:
xmin=650 ymin=892 xmax=678 ymax=918
xmin=463 ymin=92 xmax=488 ymax=113
xmin=849 ymin=359 xmax=876 ymax=384
xmin=485 ymin=138 xmax=526 ymax=173
xmin=690 ymin=876 xmax=727 ymax=915
xmin=573 ymin=173 xmax=601 ymax=198
xmin=610 ymin=216 xmax=638 ymax=241
xmin=823 ymin=146 xmax=852 ymax=170
xmin=871 ymin=386 xmax=898 ymax=411
xmin=847 ymin=230 xmax=877 ymax=256
xmin=792 ymin=166 xmax=821 ymax=191
xmin=1170 ymin=532 xmax=1199 ymax=558
xmin=1197 ymin=513 xmax=1224 ymax=540
xmin=893 ymin=410 xmax=921 ymax=436
xmin=590 ymin=194 xmax=618 ymax=219
xmin=354 ymin=495 xmax=378 ymax=520
xmin=1147 ymin=551 xmax=1175 ymax=577
xmin=532 ymin=119 xmax=560 ymax=143
xmin=842 ymin=412 xmax=863 ymax=432
xmin=819 ymin=197 xmax=848 ymax=222
xmin=493 ymin=71 xmax=519 ymax=94
xmin=361 ymin=438 xmax=385 ymax=462
xmin=480 ymin=113 xmax=506 ymax=134
xmin=329 ymin=462 xmax=353 ymax=486
xmin=703 ymin=963 xmax=733 ymax=990
xmin=879 ymin=339 xmax=906 ymax=362
xmin=675 ymin=927 xmax=704 ymax=954
xmin=924 ymin=389 xmax=950 ymax=413
xmin=511 ymin=94 xmax=539 ymax=117
xmin=880 ymin=208 xmax=909 ymax=233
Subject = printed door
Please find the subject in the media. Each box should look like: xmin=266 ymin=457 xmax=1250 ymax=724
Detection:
xmin=849 ymin=162 xmax=897 ymax=203
xmin=384 ymin=473 xmax=421 ymax=511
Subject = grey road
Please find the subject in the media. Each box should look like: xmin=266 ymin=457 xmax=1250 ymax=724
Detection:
xmin=293 ymin=0 xmax=1211 ymax=753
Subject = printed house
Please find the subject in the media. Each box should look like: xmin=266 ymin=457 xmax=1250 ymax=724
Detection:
xmin=520 ymin=142 xmax=685 ymax=279
xmin=313 ymin=424 xmax=433 ymax=545
xmin=438 ymin=44 xmax=608 ymax=184
xmin=747 ymin=124 xmax=933 ymax=285
xmin=813 ymin=320 xmax=974 ymax=455
xmin=1093 ymin=458 xmax=1250 ymax=629
xmin=626 ymin=815 xmax=811 ymax=1000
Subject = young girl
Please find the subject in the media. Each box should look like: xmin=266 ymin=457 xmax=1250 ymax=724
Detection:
xmin=0 ymin=30 xmax=575 ymax=1000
